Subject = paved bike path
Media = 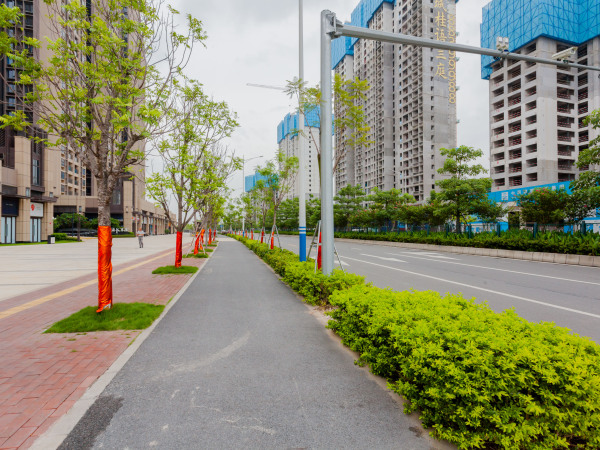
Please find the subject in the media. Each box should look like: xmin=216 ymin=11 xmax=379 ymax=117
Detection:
xmin=60 ymin=238 xmax=452 ymax=449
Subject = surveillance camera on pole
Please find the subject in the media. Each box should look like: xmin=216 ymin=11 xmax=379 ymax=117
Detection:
xmin=552 ymin=47 xmax=577 ymax=63
xmin=495 ymin=36 xmax=509 ymax=52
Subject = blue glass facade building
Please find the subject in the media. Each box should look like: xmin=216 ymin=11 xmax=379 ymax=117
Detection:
xmin=244 ymin=172 xmax=270 ymax=193
xmin=277 ymin=107 xmax=321 ymax=144
xmin=481 ymin=0 xmax=600 ymax=79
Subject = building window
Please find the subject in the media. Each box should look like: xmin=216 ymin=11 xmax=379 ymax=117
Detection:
xmin=32 ymin=159 xmax=40 ymax=185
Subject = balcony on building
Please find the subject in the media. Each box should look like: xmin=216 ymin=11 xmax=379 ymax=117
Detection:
xmin=508 ymin=94 xmax=521 ymax=107
xmin=578 ymin=74 xmax=588 ymax=87
xmin=508 ymin=107 xmax=521 ymax=120
xmin=508 ymin=80 xmax=521 ymax=94
xmin=557 ymin=101 xmax=573 ymax=114
xmin=509 ymin=149 xmax=522 ymax=160
xmin=526 ymin=158 xmax=537 ymax=169
xmin=508 ymin=122 xmax=521 ymax=134
xmin=557 ymin=117 xmax=573 ymax=129
xmin=557 ymin=87 xmax=573 ymax=100
xmin=557 ymin=131 xmax=573 ymax=143
xmin=578 ymin=89 xmax=588 ymax=101
xmin=558 ymin=159 xmax=575 ymax=171
xmin=524 ymin=71 xmax=537 ymax=84
xmin=494 ymin=178 xmax=506 ymax=188
xmin=525 ymin=86 xmax=536 ymax=97
xmin=557 ymin=145 xmax=574 ymax=157
xmin=526 ymin=143 xmax=537 ymax=154
xmin=508 ymin=136 xmax=522 ymax=147
xmin=509 ymin=175 xmax=522 ymax=187
xmin=526 ymin=173 xmax=538 ymax=183
xmin=557 ymin=73 xmax=574 ymax=87
xmin=579 ymin=131 xmax=589 ymax=143
xmin=509 ymin=162 xmax=522 ymax=174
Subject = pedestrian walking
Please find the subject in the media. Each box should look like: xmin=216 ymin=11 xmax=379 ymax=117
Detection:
xmin=137 ymin=228 xmax=145 ymax=248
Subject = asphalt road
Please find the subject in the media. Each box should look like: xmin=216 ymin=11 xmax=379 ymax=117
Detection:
xmin=60 ymin=238 xmax=453 ymax=450
xmin=278 ymin=234 xmax=600 ymax=343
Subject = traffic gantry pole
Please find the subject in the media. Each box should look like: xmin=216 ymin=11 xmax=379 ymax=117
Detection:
xmin=317 ymin=9 xmax=600 ymax=276
xmin=298 ymin=0 xmax=307 ymax=262
xmin=320 ymin=10 xmax=336 ymax=276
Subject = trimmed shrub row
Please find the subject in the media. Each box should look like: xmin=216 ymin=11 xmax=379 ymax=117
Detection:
xmin=328 ymin=285 xmax=600 ymax=449
xmin=231 ymin=234 xmax=600 ymax=449
xmin=240 ymin=237 xmax=363 ymax=305
xmin=333 ymin=230 xmax=600 ymax=256
xmin=274 ymin=229 xmax=600 ymax=256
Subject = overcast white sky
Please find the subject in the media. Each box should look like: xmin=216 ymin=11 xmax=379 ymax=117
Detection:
xmin=171 ymin=0 xmax=492 ymax=197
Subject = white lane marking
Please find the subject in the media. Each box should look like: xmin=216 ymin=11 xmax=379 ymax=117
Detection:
xmin=340 ymin=256 xmax=600 ymax=319
xmin=403 ymin=253 xmax=459 ymax=260
xmin=360 ymin=253 xmax=406 ymax=263
xmin=385 ymin=252 xmax=600 ymax=287
xmin=335 ymin=260 xmax=350 ymax=267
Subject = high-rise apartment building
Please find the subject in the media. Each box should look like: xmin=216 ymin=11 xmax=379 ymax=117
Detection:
xmin=333 ymin=0 xmax=458 ymax=202
xmin=277 ymin=109 xmax=321 ymax=200
xmin=481 ymin=0 xmax=600 ymax=191
xmin=0 ymin=0 xmax=168 ymax=243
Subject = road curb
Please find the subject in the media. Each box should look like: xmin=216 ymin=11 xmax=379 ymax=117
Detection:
xmin=335 ymin=238 xmax=600 ymax=268
xmin=30 ymin=250 xmax=213 ymax=450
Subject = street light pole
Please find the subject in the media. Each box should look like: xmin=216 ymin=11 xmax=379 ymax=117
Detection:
xmin=298 ymin=0 xmax=307 ymax=262
xmin=320 ymin=10 xmax=335 ymax=275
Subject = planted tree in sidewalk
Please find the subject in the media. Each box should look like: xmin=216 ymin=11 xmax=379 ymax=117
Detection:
xmin=147 ymin=80 xmax=239 ymax=267
xmin=285 ymin=74 xmax=371 ymax=178
xmin=253 ymin=151 xmax=299 ymax=232
xmin=436 ymin=146 xmax=492 ymax=233
xmin=0 ymin=0 xmax=205 ymax=312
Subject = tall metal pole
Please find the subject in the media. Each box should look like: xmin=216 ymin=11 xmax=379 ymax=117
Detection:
xmin=298 ymin=0 xmax=307 ymax=262
xmin=241 ymin=155 xmax=245 ymax=234
xmin=320 ymin=10 xmax=334 ymax=275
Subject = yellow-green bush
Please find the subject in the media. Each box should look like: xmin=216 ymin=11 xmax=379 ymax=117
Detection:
xmin=328 ymin=285 xmax=600 ymax=449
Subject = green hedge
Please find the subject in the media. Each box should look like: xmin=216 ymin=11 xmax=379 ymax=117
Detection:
xmin=333 ymin=230 xmax=600 ymax=256
xmin=328 ymin=285 xmax=600 ymax=449
xmin=230 ymin=234 xmax=600 ymax=449
xmin=240 ymin=237 xmax=363 ymax=305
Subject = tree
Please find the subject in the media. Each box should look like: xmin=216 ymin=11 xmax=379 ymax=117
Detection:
xmin=573 ymin=108 xmax=600 ymax=190
xmin=516 ymin=188 xmax=569 ymax=227
xmin=564 ymin=189 xmax=600 ymax=225
xmin=285 ymin=74 xmax=372 ymax=178
xmin=436 ymin=146 xmax=491 ymax=233
xmin=253 ymin=151 xmax=299 ymax=230
xmin=367 ymin=188 xmax=415 ymax=229
xmin=334 ymin=185 xmax=365 ymax=230
xmin=1 ymin=0 xmax=205 ymax=312
xmin=147 ymin=81 xmax=238 ymax=267
xmin=570 ymin=108 xmax=600 ymax=220
xmin=277 ymin=198 xmax=299 ymax=229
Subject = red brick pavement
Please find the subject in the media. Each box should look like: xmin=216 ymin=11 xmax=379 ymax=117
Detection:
xmin=0 ymin=249 xmax=209 ymax=449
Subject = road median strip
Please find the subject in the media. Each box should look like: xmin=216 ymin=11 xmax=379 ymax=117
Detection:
xmin=230 ymin=234 xmax=600 ymax=449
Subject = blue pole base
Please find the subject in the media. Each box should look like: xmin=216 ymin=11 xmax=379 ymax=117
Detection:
xmin=299 ymin=227 xmax=307 ymax=262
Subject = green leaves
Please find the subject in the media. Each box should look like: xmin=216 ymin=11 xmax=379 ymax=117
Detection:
xmin=436 ymin=145 xmax=496 ymax=232
xmin=328 ymin=285 xmax=600 ymax=449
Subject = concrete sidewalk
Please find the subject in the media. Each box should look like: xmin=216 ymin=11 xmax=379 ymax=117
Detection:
xmin=56 ymin=237 xmax=453 ymax=449
xmin=0 ymin=245 xmax=207 ymax=449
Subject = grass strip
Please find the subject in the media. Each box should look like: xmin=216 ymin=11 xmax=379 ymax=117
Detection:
xmin=44 ymin=302 xmax=165 ymax=333
xmin=152 ymin=265 xmax=199 ymax=275
xmin=183 ymin=253 xmax=208 ymax=258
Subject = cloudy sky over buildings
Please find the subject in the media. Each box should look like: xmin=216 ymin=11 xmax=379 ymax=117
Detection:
xmin=171 ymin=0 xmax=492 ymax=196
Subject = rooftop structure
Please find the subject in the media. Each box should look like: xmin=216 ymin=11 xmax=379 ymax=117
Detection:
xmin=482 ymin=0 xmax=600 ymax=191
xmin=333 ymin=0 xmax=458 ymax=202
